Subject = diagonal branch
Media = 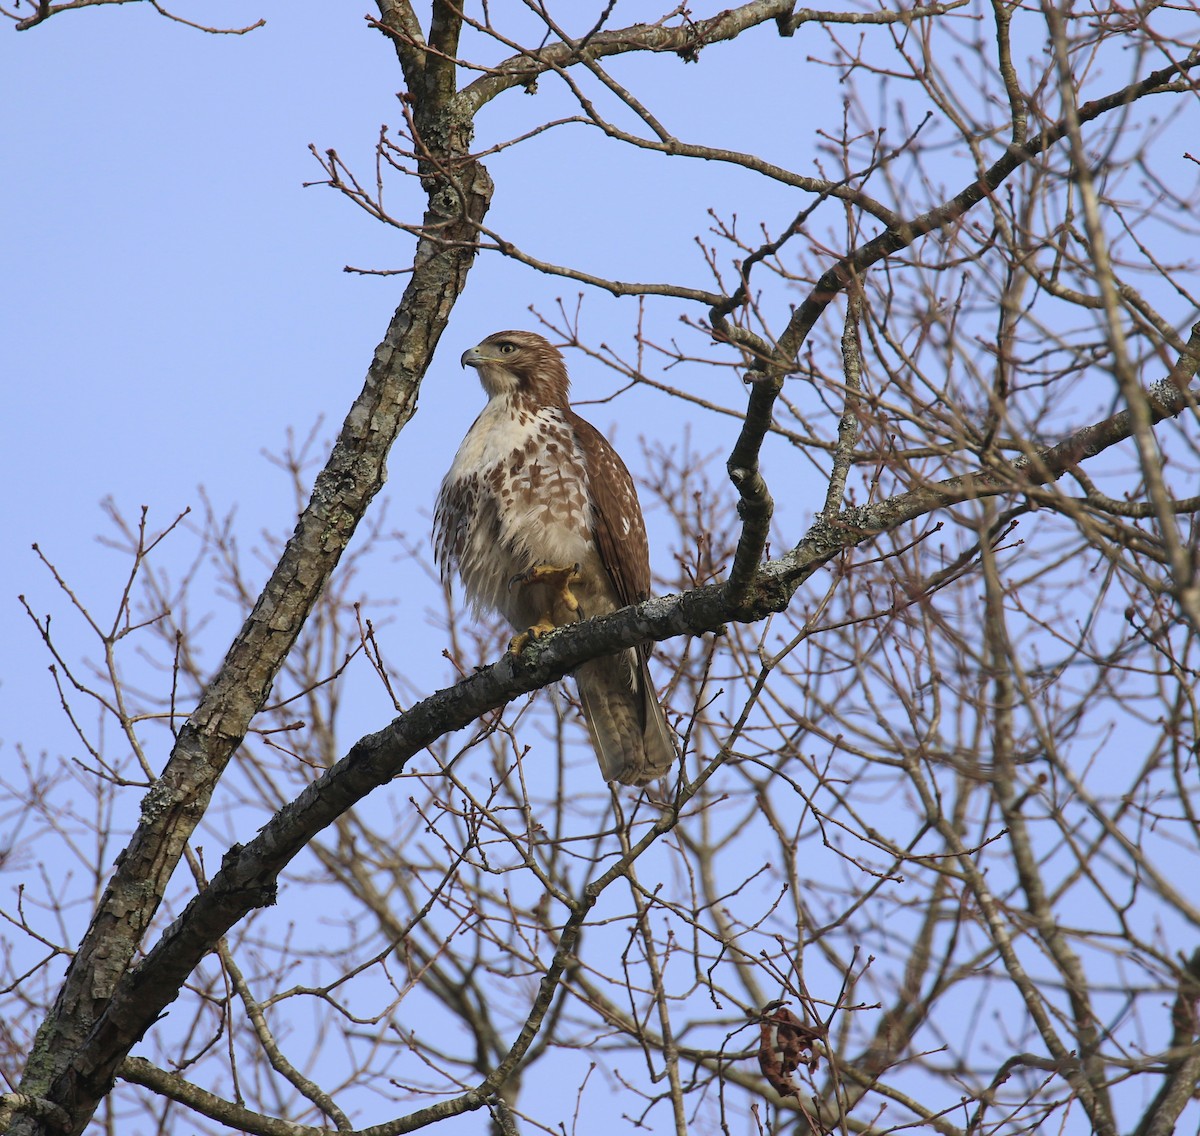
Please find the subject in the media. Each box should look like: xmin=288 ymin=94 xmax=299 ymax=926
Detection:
xmin=1133 ymin=948 xmax=1200 ymax=1136
xmin=457 ymin=1 xmax=798 ymax=114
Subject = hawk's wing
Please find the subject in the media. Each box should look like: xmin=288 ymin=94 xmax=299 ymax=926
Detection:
xmin=566 ymin=409 xmax=674 ymax=785
xmin=565 ymin=409 xmax=650 ymax=609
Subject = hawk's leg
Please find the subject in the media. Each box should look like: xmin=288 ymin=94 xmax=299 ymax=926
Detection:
xmin=507 ymin=563 xmax=581 ymax=654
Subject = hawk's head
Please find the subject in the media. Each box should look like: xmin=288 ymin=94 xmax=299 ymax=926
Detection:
xmin=460 ymin=330 xmax=570 ymax=407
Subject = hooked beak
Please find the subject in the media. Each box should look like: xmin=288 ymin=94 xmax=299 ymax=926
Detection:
xmin=460 ymin=345 xmax=487 ymax=369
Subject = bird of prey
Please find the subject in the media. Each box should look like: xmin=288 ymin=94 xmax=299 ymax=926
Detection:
xmin=434 ymin=330 xmax=675 ymax=786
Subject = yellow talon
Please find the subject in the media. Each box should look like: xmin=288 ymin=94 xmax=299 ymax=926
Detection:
xmin=508 ymin=617 xmax=557 ymax=655
xmin=507 ymin=564 xmax=584 ymax=654
xmin=508 ymin=563 xmax=582 ymax=612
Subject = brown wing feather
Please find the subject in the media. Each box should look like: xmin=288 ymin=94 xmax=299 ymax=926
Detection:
xmin=567 ymin=409 xmax=675 ymax=783
xmin=564 ymin=409 xmax=649 ymax=609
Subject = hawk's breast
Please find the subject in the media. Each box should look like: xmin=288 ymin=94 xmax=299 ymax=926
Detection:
xmin=435 ymin=397 xmax=596 ymax=618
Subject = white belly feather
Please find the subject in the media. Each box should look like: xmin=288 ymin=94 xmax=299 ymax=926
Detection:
xmin=437 ymin=397 xmax=599 ymax=624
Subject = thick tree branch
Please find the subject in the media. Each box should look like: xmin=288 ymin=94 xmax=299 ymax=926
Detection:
xmin=457 ymin=1 xmax=797 ymax=115
xmin=0 ymin=1094 xmax=71 ymax=1132
xmin=455 ymin=0 xmax=967 ymax=116
xmin=124 ymin=813 xmax=691 ymax=1135
xmin=822 ymin=294 xmax=864 ymax=518
xmin=373 ymin=0 xmax=426 ymax=91
xmin=723 ymin=373 xmax=781 ymax=611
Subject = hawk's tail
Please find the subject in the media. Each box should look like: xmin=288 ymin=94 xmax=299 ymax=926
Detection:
xmin=576 ymin=647 xmax=676 ymax=786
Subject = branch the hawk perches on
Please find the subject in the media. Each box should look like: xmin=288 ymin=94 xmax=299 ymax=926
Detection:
xmin=434 ymin=330 xmax=676 ymax=786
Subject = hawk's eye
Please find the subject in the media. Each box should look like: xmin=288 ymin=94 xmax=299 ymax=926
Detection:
xmin=498 ymin=342 xmax=517 ymax=354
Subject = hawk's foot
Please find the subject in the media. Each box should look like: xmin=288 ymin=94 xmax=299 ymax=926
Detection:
xmin=508 ymin=616 xmax=558 ymax=656
xmin=508 ymin=563 xmax=582 ymax=614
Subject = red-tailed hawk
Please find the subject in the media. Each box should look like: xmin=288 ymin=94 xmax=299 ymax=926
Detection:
xmin=434 ymin=330 xmax=675 ymax=786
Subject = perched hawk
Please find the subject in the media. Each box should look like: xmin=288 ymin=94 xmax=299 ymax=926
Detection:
xmin=434 ymin=330 xmax=675 ymax=786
